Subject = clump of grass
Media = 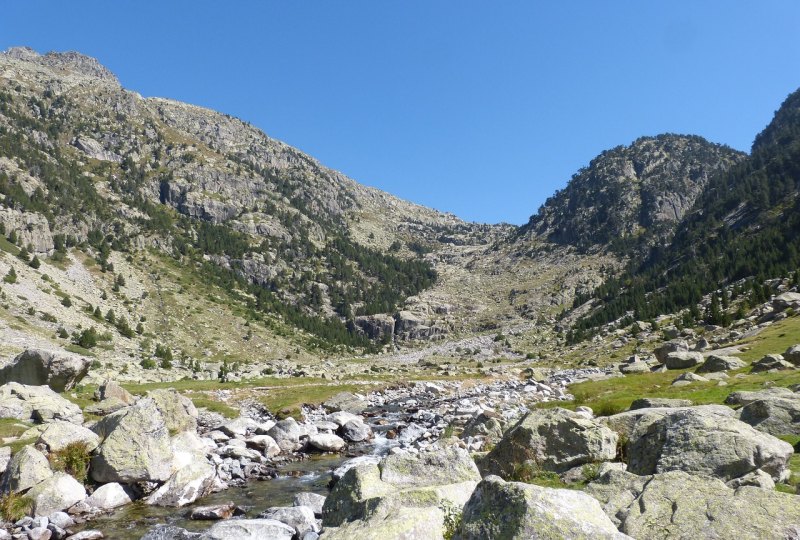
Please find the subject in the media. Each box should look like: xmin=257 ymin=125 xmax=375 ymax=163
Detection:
xmin=0 ymin=492 xmax=33 ymax=521
xmin=594 ymin=400 xmax=627 ymax=417
xmin=49 ymin=442 xmax=92 ymax=483
xmin=510 ymin=460 xmax=565 ymax=488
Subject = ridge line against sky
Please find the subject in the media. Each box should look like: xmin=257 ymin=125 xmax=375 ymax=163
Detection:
xmin=2 ymin=1 xmax=799 ymax=224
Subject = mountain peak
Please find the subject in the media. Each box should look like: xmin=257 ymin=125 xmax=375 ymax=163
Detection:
xmin=2 ymin=46 xmax=118 ymax=84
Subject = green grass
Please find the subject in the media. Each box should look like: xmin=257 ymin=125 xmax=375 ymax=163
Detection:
xmin=734 ymin=314 xmax=800 ymax=362
xmin=546 ymin=367 xmax=800 ymax=416
xmin=0 ymin=418 xmax=31 ymax=441
xmin=0 ymin=236 xmax=21 ymax=256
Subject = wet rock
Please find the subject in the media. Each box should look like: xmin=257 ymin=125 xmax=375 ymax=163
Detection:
xmin=266 ymin=418 xmax=304 ymax=453
xmin=308 ymin=433 xmax=345 ymax=452
xmin=257 ymin=506 xmax=318 ymax=537
xmin=198 ymin=518 xmax=294 ymax=539
xmin=0 ymin=349 xmax=90 ymax=392
xmin=75 ymin=482 xmax=134 ymax=511
xmin=480 ymin=408 xmax=617 ymax=476
xmin=90 ymin=398 xmax=172 ymax=483
xmin=189 ymin=502 xmax=245 ymax=520
xmin=340 ymin=420 xmax=371 ymax=443
xmin=457 ymin=475 xmax=629 ymax=539
xmin=293 ymin=492 xmax=325 ymax=517
xmin=145 ymin=460 xmax=216 ymax=507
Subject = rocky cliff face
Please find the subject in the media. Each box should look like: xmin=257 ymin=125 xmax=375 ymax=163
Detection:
xmin=519 ymin=135 xmax=746 ymax=254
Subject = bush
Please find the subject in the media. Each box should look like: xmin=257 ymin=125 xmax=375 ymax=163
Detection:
xmin=49 ymin=442 xmax=91 ymax=483
xmin=73 ymin=327 xmax=98 ymax=349
xmin=57 ymin=327 xmax=69 ymax=339
xmin=61 ymin=296 xmax=72 ymax=307
xmin=3 ymin=267 xmax=16 ymax=284
xmin=28 ymin=256 xmax=40 ymax=269
xmin=140 ymin=358 xmax=156 ymax=369
xmin=0 ymin=492 xmax=32 ymax=521
xmin=154 ymin=344 xmax=173 ymax=362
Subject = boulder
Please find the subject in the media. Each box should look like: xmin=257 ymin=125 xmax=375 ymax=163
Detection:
xmin=0 ymin=446 xmax=10 ymax=475
xmin=37 ymin=421 xmax=100 ymax=452
xmin=84 ymin=397 xmax=128 ymax=416
xmin=190 ymin=503 xmax=245 ymax=520
xmin=198 ymin=519 xmax=294 ymax=540
xmin=340 ymin=420 xmax=371 ymax=443
xmin=327 ymin=411 xmax=360 ymax=427
xmin=602 ymin=404 xmax=734 ymax=441
xmin=480 ymin=408 xmax=617 ymax=477
xmin=80 ymin=482 xmax=134 ymax=510
xmin=140 ymin=525 xmax=201 ymax=540
xmin=245 ymin=435 xmax=281 ymax=458
xmin=619 ymin=361 xmax=650 ymax=374
xmin=726 ymin=469 xmax=776 ymax=490
xmin=170 ymin=430 xmax=210 ymax=472
xmin=587 ymin=469 xmax=800 ymax=539
xmin=751 ymin=354 xmax=796 ymax=372
xmin=653 ymin=340 xmax=689 ymax=363
xmin=27 ymin=472 xmax=86 ymax=517
xmin=257 ymin=506 xmax=318 ymax=537
xmin=783 ymin=344 xmax=800 ymax=366
xmin=0 ymin=383 xmax=83 ymax=424
xmin=725 ymin=387 xmax=796 ymax=406
xmin=456 ymin=475 xmax=630 ymax=539
xmin=308 ymin=433 xmax=345 ymax=452
xmin=626 ymin=406 xmax=793 ymax=481
xmin=671 ymin=372 xmax=708 ymax=385
xmin=293 ymin=492 xmax=325 ymax=517
xmin=90 ymin=398 xmax=173 ymax=483
xmin=322 ymin=392 xmax=367 ymax=414
xmin=0 ymin=349 xmax=90 ymax=392
xmin=697 ymin=354 xmax=746 ymax=373
xmin=461 ymin=412 xmax=505 ymax=444
xmin=266 ymin=418 xmax=304 ymax=453
xmin=664 ymin=351 xmax=704 ymax=369
xmin=93 ymin=380 xmax=135 ymax=405
xmin=0 ymin=445 xmax=52 ymax=493
xmin=321 ymin=507 xmax=445 ymax=540
xmin=738 ymin=395 xmax=800 ymax=436
xmin=147 ymin=389 xmax=198 ymax=433
xmin=628 ymin=398 xmax=692 ymax=410
xmin=218 ymin=417 xmax=259 ymax=438
xmin=145 ymin=460 xmax=216 ymax=507
xmin=323 ymin=447 xmax=480 ymax=528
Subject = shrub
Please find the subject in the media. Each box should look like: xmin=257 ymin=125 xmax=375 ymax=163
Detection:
xmin=3 ymin=267 xmax=16 ymax=284
xmin=73 ymin=327 xmax=98 ymax=349
xmin=49 ymin=442 xmax=91 ymax=483
xmin=140 ymin=358 xmax=157 ymax=370
xmin=57 ymin=327 xmax=69 ymax=339
xmin=61 ymin=295 xmax=72 ymax=307
xmin=0 ymin=492 xmax=32 ymax=521
xmin=28 ymin=256 xmax=40 ymax=269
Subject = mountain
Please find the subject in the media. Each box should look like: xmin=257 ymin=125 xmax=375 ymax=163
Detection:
xmin=517 ymin=134 xmax=745 ymax=254
xmin=570 ymin=88 xmax=800 ymax=338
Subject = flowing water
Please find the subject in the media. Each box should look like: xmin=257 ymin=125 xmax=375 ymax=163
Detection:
xmin=76 ymin=455 xmax=343 ymax=539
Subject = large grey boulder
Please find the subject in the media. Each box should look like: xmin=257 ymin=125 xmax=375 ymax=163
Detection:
xmin=141 ymin=525 xmax=201 ymax=540
xmin=147 ymin=389 xmax=198 ymax=433
xmin=37 ymin=420 xmax=100 ymax=452
xmin=603 ymin=404 xmax=734 ymax=440
xmin=653 ymin=340 xmax=689 ymax=363
xmin=696 ymin=354 xmax=746 ymax=373
xmin=321 ymin=507 xmax=445 ymax=540
xmin=784 ymin=344 xmax=800 ymax=366
xmin=90 ymin=398 xmax=172 ymax=483
xmin=257 ymin=506 xmax=319 ymax=537
xmin=0 ymin=445 xmax=52 ymax=493
xmin=664 ymin=351 xmax=704 ymax=369
xmin=0 ymin=383 xmax=83 ymax=424
xmin=587 ymin=469 xmax=800 ymax=539
xmin=628 ymin=398 xmax=692 ymax=410
xmin=293 ymin=492 xmax=325 ymax=517
xmin=461 ymin=412 xmax=506 ymax=445
xmin=322 ymin=392 xmax=367 ymax=414
xmin=322 ymin=447 xmax=480 ymax=528
xmin=93 ymin=379 xmax=135 ymax=405
xmin=308 ymin=433 xmax=345 ymax=452
xmin=725 ymin=387 xmax=796 ymax=406
xmin=626 ymin=406 xmax=793 ymax=481
xmin=75 ymin=482 xmax=134 ymax=511
xmin=480 ymin=408 xmax=617 ymax=477
xmin=456 ymin=475 xmax=631 ymax=540
xmin=751 ymin=354 xmax=796 ymax=372
xmin=738 ymin=395 xmax=800 ymax=436
xmin=266 ymin=418 xmax=304 ymax=453
xmin=0 ymin=349 xmax=90 ymax=392
xmin=340 ymin=419 xmax=372 ymax=443
xmin=26 ymin=472 xmax=86 ymax=516
xmin=199 ymin=519 xmax=294 ymax=540
xmin=145 ymin=460 xmax=216 ymax=507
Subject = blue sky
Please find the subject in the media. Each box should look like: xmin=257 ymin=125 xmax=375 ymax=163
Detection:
xmin=2 ymin=2 xmax=799 ymax=224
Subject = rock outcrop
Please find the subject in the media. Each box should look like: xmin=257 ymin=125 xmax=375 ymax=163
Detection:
xmin=0 ymin=349 xmax=90 ymax=392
